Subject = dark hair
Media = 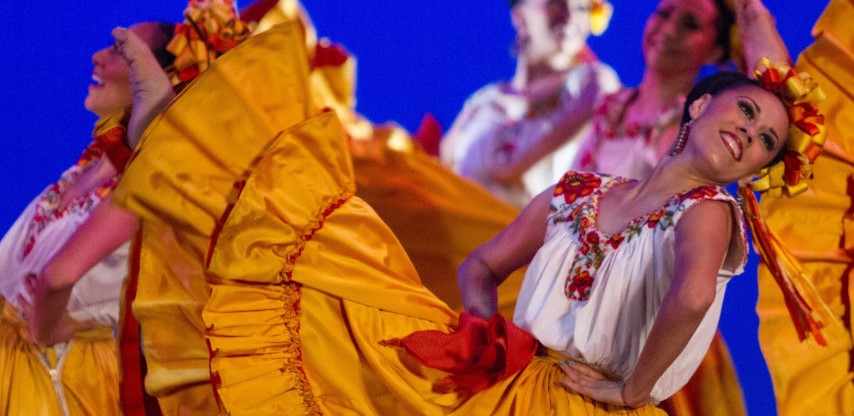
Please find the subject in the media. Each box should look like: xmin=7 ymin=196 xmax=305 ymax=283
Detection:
xmin=681 ymin=71 xmax=786 ymax=167
xmin=147 ymin=22 xmax=177 ymax=69
xmin=709 ymin=0 xmax=735 ymax=63
xmin=680 ymin=71 xmax=757 ymax=124
xmin=509 ymin=0 xmax=523 ymax=7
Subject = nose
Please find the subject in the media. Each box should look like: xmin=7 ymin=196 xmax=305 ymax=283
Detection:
xmin=659 ymin=18 xmax=679 ymax=40
xmin=737 ymin=126 xmax=754 ymax=145
xmin=91 ymin=47 xmax=110 ymax=65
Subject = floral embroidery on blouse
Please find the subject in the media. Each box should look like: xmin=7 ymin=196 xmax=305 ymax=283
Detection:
xmin=593 ymin=89 xmax=684 ymax=145
xmin=22 ymin=118 xmax=128 ymax=257
xmin=553 ymin=172 xmax=601 ymax=204
xmin=550 ymin=172 xmax=724 ymax=301
xmin=23 ymin=165 xmax=118 ymax=257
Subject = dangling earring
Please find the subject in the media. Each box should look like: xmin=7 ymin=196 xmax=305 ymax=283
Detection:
xmin=669 ymin=122 xmax=691 ymax=156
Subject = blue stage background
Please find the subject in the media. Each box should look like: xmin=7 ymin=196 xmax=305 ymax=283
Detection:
xmin=0 ymin=2 xmax=827 ymax=414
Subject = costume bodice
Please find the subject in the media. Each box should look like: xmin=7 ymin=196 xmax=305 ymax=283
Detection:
xmin=441 ymin=62 xmax=620 ymax=207
xmin=573 ymin=88 xmax=684 ymax=180
xmin=0 ymin=150 xmax=128 ymax=326
xmin=513 ymin=171 xmax=747 ymax=401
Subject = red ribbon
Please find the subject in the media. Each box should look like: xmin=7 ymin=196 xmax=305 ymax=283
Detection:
xmin=383 ymin=313 xmax=538 ymax=395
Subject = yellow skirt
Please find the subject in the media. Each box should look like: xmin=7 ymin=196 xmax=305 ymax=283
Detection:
xmin=112 ymin=20 xmax=317 ymax=415
xmin=112 ymin=16 xmax=736 ymax=416
xmin=202 ymin=110 xmax=664 ymax=415
xmin=350 ymin=122 xmax=745 ymax=416
xmin=757 ymin=2 xmax=854 ymax=414
xmin=0 ymin=298 xmax=120 ymax=416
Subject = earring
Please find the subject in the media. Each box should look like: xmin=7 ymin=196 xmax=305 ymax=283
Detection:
xmin=668 ymin=122 xmax=691 ymax=156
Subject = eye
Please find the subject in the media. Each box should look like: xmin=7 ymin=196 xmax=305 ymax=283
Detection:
xmin=738 ymin=100 xmax=756 ymax=120
xmin=680 ymin=15 xmax=701 ymax=31
xmin=654 ymin=7 xmax=671 ymax=19
xmin=760 ymin=133 xmax=775 ymax=151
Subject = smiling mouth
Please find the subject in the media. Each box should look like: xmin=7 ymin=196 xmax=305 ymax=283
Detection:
xmin=90 ymin=74 xmax=104 ymax=87
xmin=720 ymin=131 xmax=743 ymax=161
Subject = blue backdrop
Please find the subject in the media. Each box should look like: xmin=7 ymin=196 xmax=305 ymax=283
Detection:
xmin=0 ymin=1 xmax=827 ymax=414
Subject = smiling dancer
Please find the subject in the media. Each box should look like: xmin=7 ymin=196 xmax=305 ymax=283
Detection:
xmin=0 ymin=22 xmax=174 ymax=416
xmin=105 ymin=0 xmax=825 ymax=412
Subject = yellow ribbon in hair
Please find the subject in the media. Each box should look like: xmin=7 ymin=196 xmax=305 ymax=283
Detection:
xmin=166 ymin=0 xmax=254 ymax=84
xmin=739 ymin=58 xmax=836 ymax=346
xmin=749 ymin=58 xmax=827 ymax=197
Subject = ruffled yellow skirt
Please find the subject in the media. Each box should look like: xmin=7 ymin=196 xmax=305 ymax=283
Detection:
xmin=202 ymin=109 xmax=664 ymax=415
xmin=0 ymin=298 xmax=120 ymax=416
xmin=112 ymin=19 xmax=318 ymax=415
xmin=112 ymin=17 xmax=735 ymax=416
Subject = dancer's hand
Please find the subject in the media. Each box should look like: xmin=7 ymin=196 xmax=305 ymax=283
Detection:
xmin=19 ymin=275 xmax=93 ymax=345
xmin=559 ymin=360 xmax=647 ymax=408
xmin=734 ymin=0 xmax=790 ymax=68
xmin=112 ymin=26 xmax=175 ymax=149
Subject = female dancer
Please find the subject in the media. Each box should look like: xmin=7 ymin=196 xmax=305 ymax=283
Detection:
xmin=440 ymin=0 xmax=619 ymax=208
xmin=105 ymin=0 xmax=821 ymax=411
xmin=0 ymin=22 xmax=174 ymax=416
xmin=27 ymin=2 xmax=254 ymax=413
xmin=572 ymin=0 xmax=735 ymax=178
xmin=447 ymin=0 xmax=745 ymax=413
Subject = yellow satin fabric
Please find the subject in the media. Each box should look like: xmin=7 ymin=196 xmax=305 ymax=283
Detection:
xmin=346 ymin=88 xmax=744 ymax=416
xmin=0 ymin=298 xmax=120 ymax=416
xmin=757 ymin=1 xmax=854 ymax=414
xmin=350 ymin=128 xmax=526 ymax=315
xmin=110 ymin=8 xmax=741 ymax=416
xmin=112 ymin=21 xmax=316 ymax=414
xmin=204 ymin=109 xmax=664 ymax=415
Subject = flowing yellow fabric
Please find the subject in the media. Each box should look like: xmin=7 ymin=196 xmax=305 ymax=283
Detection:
xmin=0 ymin=298 xmax=120 ymax=416
xmin=350 ymin=128 xmax=745 ymax=416
xmin=756 ymin=1 xmax=854 ymax=414
xmin=204 ymin=108 xmax=664 ymax=416
xmin=112 ymin=20 xmax=315 ymax=414
xmin=251 ymin=3 xmax=745 ymax=414
xmin=351 ymin=131 xmax=526 ymax=315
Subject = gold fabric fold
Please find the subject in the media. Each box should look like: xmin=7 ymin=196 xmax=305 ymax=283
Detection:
xmin=111 ymin=20 xmax=316 ymax=414
xmin=757 ymin=0 xmax=854 ymax=413
xmin=350 ymin=128 xmax=526 ymax=315
xmin=0 ymin=298 xmax=120 ymax=416
xmin=114 ymin=20 xmax=315 ymax=239
xmin=203 ymin=110 xmax=664 ymax=415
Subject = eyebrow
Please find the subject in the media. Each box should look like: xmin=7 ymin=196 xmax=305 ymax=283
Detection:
xmin=769 ymin=127 xmax=781 ymax=144
xmin=739 ymin=95 xmax=782 ymax=144
xmin=738 ymin=95 xmax=761 ymax=115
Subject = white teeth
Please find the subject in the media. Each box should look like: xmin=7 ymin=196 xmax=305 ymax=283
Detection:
xmin=91 ymin=75 xmax=103 ymax=85
xmin=721 ymin=132 xmax=741 ymax=160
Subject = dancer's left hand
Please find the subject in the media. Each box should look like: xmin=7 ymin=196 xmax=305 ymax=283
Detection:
xmin=19 ymin=274 xmax=93 ymax=345
xmin=559 ymin=360 xmax=634 ymax=407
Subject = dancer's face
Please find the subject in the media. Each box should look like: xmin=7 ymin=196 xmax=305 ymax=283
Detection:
xmin=684 ymin=84 xmax=788 ymax=184
xmin=642 ymin=0 xmax=722 ymax=76
xmin=513 ymin=0 xmax=591 ymax=64
xmin=84 ymin=23 xmax=160 ymax=118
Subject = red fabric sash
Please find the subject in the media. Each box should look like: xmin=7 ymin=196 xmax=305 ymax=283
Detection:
xmin=384 ymin=312 xmax=538 ymax=395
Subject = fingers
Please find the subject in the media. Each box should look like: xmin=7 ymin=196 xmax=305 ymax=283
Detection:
xmin=561 ymin=359 xmax=609 ymax=380
xmin=111 ymin=26 xmax=130 ymax=42
xmin=111 ymin=26 xmax=146 ymax=63
xmin=558 ymin=360 xmax=629 ymax=406
xmin=24 ymin=273 xmax=38 ymax=296
xmin=15 ymin=293 xmax=32 ymax=321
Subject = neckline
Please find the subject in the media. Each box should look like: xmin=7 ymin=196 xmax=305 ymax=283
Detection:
xmin=589 ymin=177 xmax=709 ymax=238
xmin=599 ymin=88 xmax=684 ymax=143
